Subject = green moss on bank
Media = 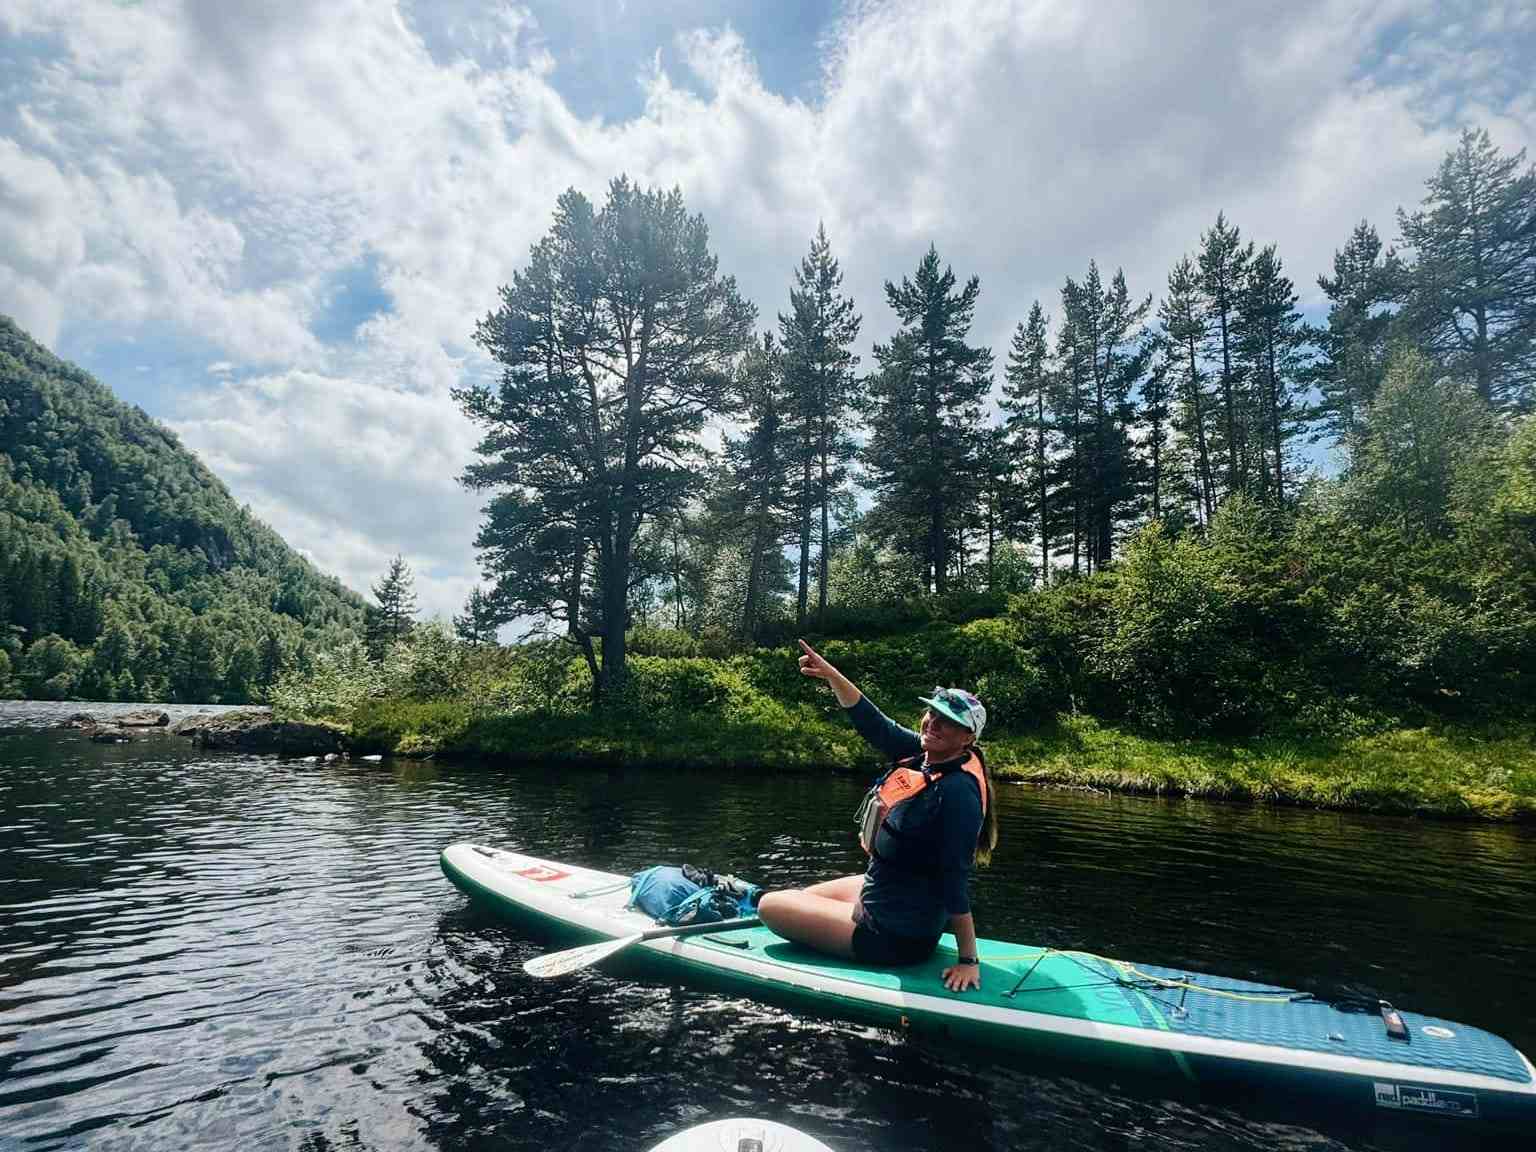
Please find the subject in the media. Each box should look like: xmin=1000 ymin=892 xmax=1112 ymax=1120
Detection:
xmin=344 ymin=697 xmax=1536 ymax=822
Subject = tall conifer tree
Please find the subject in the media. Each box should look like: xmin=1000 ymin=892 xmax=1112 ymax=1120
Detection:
xmin=1198 ymin=213 xmax=1254 ymax=492
xmin=1160 ymin=256 xmax=1217 ymax=522
xmin=779 ymin=225 xmax=861 ymax=626
xmin=1396 ymin=128 xmax=1536 ymax=413
xmin=1311 ymin=221 xmax=1398 ymax=445
xmin=1001 ymin=302 xmax=1054 ymax=581
xmin=461 ymin=179 xmax=753 ymax=707
xmin=721 ymin=333 xmax=797 ymax=639
xmin=1238 ymin=246 xmax=1309 ymax=503
xmin=862 ymin=246 xmax=993 ymax=593
xmin=369 ymin=554 xmax=418 ymax=653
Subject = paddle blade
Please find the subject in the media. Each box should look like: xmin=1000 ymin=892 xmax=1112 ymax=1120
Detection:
xmin=523 ymin=933 xmax=641 ymax=978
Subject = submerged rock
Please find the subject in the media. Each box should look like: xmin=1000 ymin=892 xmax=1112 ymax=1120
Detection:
xmin=89 ymin=726 xmax=136 ymax=744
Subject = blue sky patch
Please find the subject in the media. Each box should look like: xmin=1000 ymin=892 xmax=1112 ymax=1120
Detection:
xmin=311 ymin=253 xmax=393 ymax=345
xmin=56 ymin=321 xmax=235 ymax=420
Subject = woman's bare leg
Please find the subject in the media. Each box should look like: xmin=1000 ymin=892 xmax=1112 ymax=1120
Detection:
xmin=757 ymin=874 xmax=863 ymax=958
xmin=804 ymin=874 xmax=863 ymax=903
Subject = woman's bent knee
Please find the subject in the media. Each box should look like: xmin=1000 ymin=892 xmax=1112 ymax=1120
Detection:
xmin=757 ymin=890 xmax=788 ymax=925
xmin=755 ymin=890 xmax=858 ymax=958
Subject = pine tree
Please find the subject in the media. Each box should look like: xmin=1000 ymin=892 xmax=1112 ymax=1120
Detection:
xmin=1397 ymin=128 xmax=1536 ymax=413
xmin=1160 ymin=256 xmax=1217 ymax=522
xmin=174 ymin=616 xmax=225 ymax=703
xmin=461 ymin=179 xmax=753 ymax=707
xmin=1141 ymin=339 xmax=1175 ymax=522
xmin=1237 ymin=246 xmax=1309 ymax=503
xmin=1198 ymin=213 xmax=1255 ymax=492
xmin=1051 ymin=300 xmax=1090 ymax=573
xmin=722 ymin=334 xmax=796 ymax=639
xmin=1001 ymin=303 xmax=1054 ymax=581
xmin=369 ymin=554 xmax=417 ymax=653
xmin=1311 ymin=221 xmax=1398 ymax=445
xmin=779 ymin=225 xmax=861 ymax=627
xmin=970 ymin=424 xmax=1020 ymax=592
xmin=1060 ymin=262 xmax=1152 ymax=568
xmin=861 ymin=246 xmax=994 ymax=593
xmin=453 ymin=588 xmax=502 ymax=647
xmin=258 ymin=630 xmax=285 ymax=691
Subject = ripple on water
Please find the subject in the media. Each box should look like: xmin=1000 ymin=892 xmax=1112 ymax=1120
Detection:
xmin=2 ymin=701 xmax=1534 ymax=1150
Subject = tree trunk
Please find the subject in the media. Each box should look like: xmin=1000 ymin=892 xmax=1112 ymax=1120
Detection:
xmin=1036 ymin=389 xmax=1049 ymax=585
xmin=744 ymin=512 xmax=766 ymax=640
xmin=1469 ymin=175 xmax=1492 ymax=405
xmin=1216 ymin=292 xmax=1239 ymax=491
xmin=1185 ymin=333 xmax=1215 ymax=523
xmin=925 ymin=339 xmax=946 ymax=595
xmin=1094 ymin=338 xmax=1109 ymax=571
xmin=797 ymin=454 xmax=812 ymax=628
xmin=1266 ymin=329 xmax=1284 ymax=503
xmin=818 ymin=397 xmax=830 ymax=620
xmin=567 ymin=537 xmax=586 ymax=638
xmin=986 ymin=488 xmax=995 ymax=590
xmin=577 ymin=630 xmax=602 ymax=709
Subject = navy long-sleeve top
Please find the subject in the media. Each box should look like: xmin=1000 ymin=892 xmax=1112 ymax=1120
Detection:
xmin=844 ymin=694 xmax=983 ymax=938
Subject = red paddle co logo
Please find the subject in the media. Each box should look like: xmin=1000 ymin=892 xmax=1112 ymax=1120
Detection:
xmin=515 ymin=864 xmax=571 ymax=883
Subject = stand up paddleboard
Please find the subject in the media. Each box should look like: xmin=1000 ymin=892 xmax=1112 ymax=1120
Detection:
xmin=441 ymin=844 xmax=1536 ymax=1132
xmin=647 ymin=1118 xmax=834 ymax=1152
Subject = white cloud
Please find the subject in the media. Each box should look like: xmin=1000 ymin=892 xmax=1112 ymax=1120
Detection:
xmin=172 ymin=368 xmax=485 ymax=618
xmin=3 ymin=0 xmax=1532 ymax=620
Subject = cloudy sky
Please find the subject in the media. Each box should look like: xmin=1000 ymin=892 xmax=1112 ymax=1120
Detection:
xmin=2 ymin=1 xmax=1533 ymax=618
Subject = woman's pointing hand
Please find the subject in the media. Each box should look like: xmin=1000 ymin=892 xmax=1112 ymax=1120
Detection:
xmin=797 ymin=638 xmax=836 ymax=681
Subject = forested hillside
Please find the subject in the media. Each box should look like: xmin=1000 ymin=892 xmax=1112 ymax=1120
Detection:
xmin=0 ymin=316 xmax=365 ymax=701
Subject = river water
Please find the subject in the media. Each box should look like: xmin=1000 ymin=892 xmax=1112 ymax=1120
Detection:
xmin=1 ymin=700 xmax=1533 ymax=1151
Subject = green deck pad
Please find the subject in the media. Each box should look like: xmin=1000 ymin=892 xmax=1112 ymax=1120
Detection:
xmin=691 ymin=928 xmax=1531 ymax=1084
xmin=1124 ymin=958 xmax=1534 ymax=1085
xmin=691 ymin=929 xmax=1150 ymax=1029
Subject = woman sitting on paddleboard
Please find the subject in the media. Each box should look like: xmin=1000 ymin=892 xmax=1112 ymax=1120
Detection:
xmin=757 ymin=640 xmax=997 ymax=992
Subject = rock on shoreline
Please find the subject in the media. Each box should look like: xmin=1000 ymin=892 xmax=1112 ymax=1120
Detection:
xmin=58 ymin=709 xmax=348 ymax=756
xmin=171 ymin=711 xmax=348 ymax=755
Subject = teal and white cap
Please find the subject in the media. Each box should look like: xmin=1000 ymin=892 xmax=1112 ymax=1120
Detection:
xmin=917 ymin=687 xmax=986 ymax=738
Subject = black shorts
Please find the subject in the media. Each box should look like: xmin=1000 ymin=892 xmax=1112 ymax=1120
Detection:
xmin=850 ymin=919 xmax=940 ymax=967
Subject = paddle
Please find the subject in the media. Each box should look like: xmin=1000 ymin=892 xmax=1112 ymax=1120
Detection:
xmin=523 ymin=916 xmax=762 ymax=978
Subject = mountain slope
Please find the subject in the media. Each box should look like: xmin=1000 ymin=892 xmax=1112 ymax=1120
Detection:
xmin=0 ymin=316 xmax=364 ymax=701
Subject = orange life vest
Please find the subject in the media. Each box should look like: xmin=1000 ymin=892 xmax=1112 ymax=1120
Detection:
xmin=856 ymin=749 xmax=987 ymax=856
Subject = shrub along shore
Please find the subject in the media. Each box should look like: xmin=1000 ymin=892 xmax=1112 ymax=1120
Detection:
xmin=272 ymin=486 xmax=1535 ymax=823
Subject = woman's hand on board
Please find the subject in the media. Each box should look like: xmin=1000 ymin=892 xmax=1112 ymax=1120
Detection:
xmin=941 ymin=962 xmax=981 ymax=993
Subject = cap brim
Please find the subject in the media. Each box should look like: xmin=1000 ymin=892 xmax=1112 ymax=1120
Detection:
xmin=918 ymin=695 xmax=973 ymax=731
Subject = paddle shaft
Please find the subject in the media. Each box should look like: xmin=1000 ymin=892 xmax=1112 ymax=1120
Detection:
xmin=636 ymin=915 xmax=760 ymax=941
xmin=523 ymin=915 xmax=762 ymax=977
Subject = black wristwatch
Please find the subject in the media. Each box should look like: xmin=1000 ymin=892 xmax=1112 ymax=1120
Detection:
xmin=956 ymin=956 xmax=979 ymax=966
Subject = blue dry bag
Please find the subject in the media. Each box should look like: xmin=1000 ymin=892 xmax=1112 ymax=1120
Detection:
xmin=629 ymin=865 xmax=763 ymax=925
xmin=628 ymin=866 xmax=703 ymax=920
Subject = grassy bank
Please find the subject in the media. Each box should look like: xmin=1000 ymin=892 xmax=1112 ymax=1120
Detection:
xmin=343 ymin=696 xmax=1536 ymax=821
